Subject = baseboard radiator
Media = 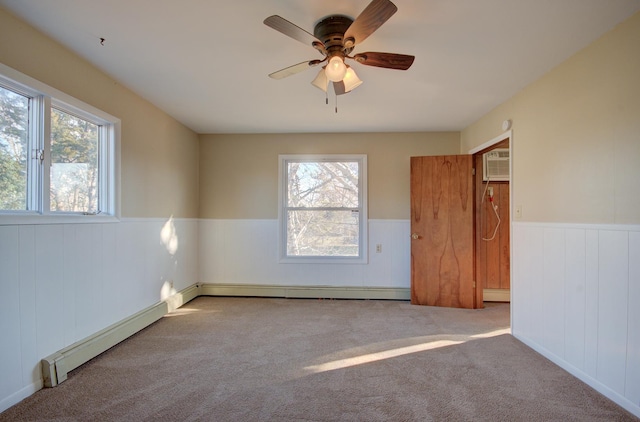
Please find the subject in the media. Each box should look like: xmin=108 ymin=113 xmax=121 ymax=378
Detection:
xmin=199 ymin=284 xmax=411 ymax=301
xmin=41 ymin=283 xmax=409 ymax=387
xmin=41 ymin=284 xmax=200 ymax=387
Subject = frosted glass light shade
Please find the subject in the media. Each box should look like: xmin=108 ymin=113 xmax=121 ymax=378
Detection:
xmin=342 ymin=67 xmax=363 ymax=92
xmin=311 ymin=69 xmax=329 ymax=92
xmin=325 ymin=56 xmax=347 ymax=82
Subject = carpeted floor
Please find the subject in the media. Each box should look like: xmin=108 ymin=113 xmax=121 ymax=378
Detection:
xmin=1 ymin=297 xmax=637 ymax=421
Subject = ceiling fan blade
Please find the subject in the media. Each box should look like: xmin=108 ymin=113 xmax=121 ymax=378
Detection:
xmin=343 ymin=0 xmax=397 ymax=48
xmin=352 ymin=52 xmax=415 ymax=70
xmin=264 ymin=15 xmax=326 ymax=54
xmin=268 ymin=60 xmax=322 ymax=79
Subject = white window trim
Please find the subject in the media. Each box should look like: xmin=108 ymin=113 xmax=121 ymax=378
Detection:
xmin=278 ymin=154 xmax=368 ymax=264
xmin=0 ymin=62 xmax=120 ymax=225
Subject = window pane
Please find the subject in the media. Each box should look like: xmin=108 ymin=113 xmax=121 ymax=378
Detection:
xmin=287 ymin=209 xmax=359 ymax=256
xmin=0 ymin=86 xmax=29 ymax=210
xmin=50 ymin=108 xmax=99 ymax=213
xmin=287 ymin=161 xmax=359 ymax=208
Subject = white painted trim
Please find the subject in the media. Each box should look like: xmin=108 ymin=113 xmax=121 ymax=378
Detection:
xmin=0 ymin=381 xmax=43 ymax=414
xmin=0 ymin=214 xmax=120 ymax=226
xmin=468 ymin=130 xmax=512 ymax=155
xmin=0 ymin=62 xmax=121 ymax=224
xmin=41 ymin=284 xmax=200 ymax=387
xmin=514 ymin=333 xmax=640 ymax=418
xmin=200 ymin=283 xmax=410 ymax=301
xmin=469 ymin=130 xmax=514 ymax=317
xmin=278 ymin=154 xmax=369 ymax=264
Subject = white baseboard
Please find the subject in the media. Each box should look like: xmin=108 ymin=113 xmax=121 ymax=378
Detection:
xmin=200 ymin=283 xmax=411 ymax=301
xmin=483 ymin=288 xmax=510 ymax=302
xmin=41 ymin=284 xmax=200 ymax=387
xmin=514 ymin=333 xmax=640 ymax=419
xmin=0 ymin=380 xmax=43 ymax=414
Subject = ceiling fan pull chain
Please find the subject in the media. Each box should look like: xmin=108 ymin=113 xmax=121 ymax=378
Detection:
xmin=335 ymin=93 xmax=338 ymax=113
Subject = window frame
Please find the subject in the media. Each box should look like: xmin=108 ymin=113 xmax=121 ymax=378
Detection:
xmin=0 ymin=63 xmax=120 ymax=225
xmin=278 ymin=154 xmax=368 ymax=264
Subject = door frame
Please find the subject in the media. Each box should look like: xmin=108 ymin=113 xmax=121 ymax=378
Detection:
xmin=468 ymin=129 xmax=513 ymax=320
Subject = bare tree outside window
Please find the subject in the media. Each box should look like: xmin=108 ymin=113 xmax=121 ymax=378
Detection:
xmin=0 ymin=86 xmax=29 ymax=210
xmin=50 ymin=108 xmax=99 ymax=213
xmin=285 ymin=159 xmax=362 ymax=257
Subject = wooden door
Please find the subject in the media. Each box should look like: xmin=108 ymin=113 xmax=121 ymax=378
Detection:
xmin=410 ymin=155 xmax=478 ymax=309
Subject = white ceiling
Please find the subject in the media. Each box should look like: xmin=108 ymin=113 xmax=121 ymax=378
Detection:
xmin=1 ymin=0 xmax=638 ymax=134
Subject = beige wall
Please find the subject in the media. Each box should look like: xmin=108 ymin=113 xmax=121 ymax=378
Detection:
xmin=461 ymin=12 xmax=640 ymax=224
xmin=199 ymin=132 xmax=460 ymax=220
xmin=0 ymin=7 xmax=200 ymax=218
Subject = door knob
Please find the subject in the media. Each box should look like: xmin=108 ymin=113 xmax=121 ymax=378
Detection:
xmin=411 ymin=233 xmax=419 ymax=240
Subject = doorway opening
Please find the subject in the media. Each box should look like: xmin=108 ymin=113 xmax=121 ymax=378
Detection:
xmin=470 ymin=133 xmax=512 ymax=304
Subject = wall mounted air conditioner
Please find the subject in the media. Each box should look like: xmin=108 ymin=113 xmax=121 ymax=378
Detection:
xmin=483 ymin=148 xmax=510 ymax=181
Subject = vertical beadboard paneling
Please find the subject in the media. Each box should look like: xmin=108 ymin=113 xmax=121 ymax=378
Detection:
xmin=513 ymin=222 xmax=640 ymax=418
xmin=115 ymin=221 xmax=146 ymax=319
xmin=542 ymin=228 xmax=565 ymax=358
xmin=173 ymin=219 xmax=195 ymax=291
xmin=199 ymin=219 xmax=412 ymax=289
xmin=0 ymin=226 xmax=22 ymax=398
xmin=391 ymin=221 xmax=411 ymax=288
xmin=584 ymin=230 xmax=599 ymax=378
xmin=74 ymin=225 xmax=103 ymax=340
xmin=525 ymin=226 xmax=545 ymax=345
xmin=597 ymin=230 xmax=629 ymax=394
xmin=366 ymin=220 xmax=392 ymax=287
xmin=99 ymin=223 xmax=117 ymax=331
xmin=626 ymin=232 xmax=640 ymax=404
xmin=564 ymin=229 xmax=586 ymax=370
xmin=0 ymin=218 xmax=200 ymax=413
xmin=62 ymin=225 xmax=78 ymax=346
xmin=34 ymin=225 xmax=66 ymax=358
xmin=511 ymin=224 xmax=527 ymax=337
xmin=18 ymin=226 xmax=38 ymax=386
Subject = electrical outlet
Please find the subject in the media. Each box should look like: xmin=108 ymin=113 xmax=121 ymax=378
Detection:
xmin=515 ymin=205 xmax=522 ymax=219
xmin=376 ymin=244 xmax=382 ymax=253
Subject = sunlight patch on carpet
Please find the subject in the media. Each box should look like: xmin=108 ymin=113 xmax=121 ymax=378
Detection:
xmin=304 ymin=327 xmax=511 ymax=374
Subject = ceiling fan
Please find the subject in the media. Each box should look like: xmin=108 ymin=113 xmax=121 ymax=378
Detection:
xmin=264 ymin=0 xmax=415 ymax=96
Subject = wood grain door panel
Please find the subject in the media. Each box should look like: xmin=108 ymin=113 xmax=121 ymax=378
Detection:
xmin=410 ymin=155 xmax=476 ymax=308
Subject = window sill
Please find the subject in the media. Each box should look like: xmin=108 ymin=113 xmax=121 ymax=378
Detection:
xmin=0 ymin=213 xmax=120 ymax=226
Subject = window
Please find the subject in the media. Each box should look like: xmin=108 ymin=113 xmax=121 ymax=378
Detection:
xmin=279 ymin=154 xmax=367 ymax=263
xmin=0 ymin=64 xmax=118 ymax=223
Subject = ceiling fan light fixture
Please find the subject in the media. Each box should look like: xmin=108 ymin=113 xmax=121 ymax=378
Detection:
xmin=342 ymin=66 xmax=363 ymax=92
xmin=325 ymin=56 xmax=347 ymax=82
xmin=311 ymin=69 xmax=329 ymax=92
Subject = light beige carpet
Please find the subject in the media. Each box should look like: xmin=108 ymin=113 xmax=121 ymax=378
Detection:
xmin=1 ymin=297 xmax=637 ymax=421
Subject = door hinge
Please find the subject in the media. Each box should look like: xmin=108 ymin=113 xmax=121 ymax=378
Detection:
xmin=472 ymin=168 xmax=476 ymax=176
xmin=473 ymin=281 xmax=476 ymax=288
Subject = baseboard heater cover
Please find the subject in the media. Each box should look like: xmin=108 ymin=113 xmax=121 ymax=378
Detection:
xmin=41 ymin=284 xmax=200 ymax=387
xmin=199 ymin=283 xmax=411 ymax=301
xmin=40 ymin=283 xmax=408 ymax=388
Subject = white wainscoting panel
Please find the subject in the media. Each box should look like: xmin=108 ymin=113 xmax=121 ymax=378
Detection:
xmin=199 ymin=219 xmax=411 ymax=288
xmin=0 ymin=218 xmax=198 ymax=412
xmin=512 ymin=222 xmax=640 ymax=417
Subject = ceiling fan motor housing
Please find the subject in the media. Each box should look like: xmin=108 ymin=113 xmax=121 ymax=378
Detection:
xmin=313 ymin=15 xmax=355 ymax=57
